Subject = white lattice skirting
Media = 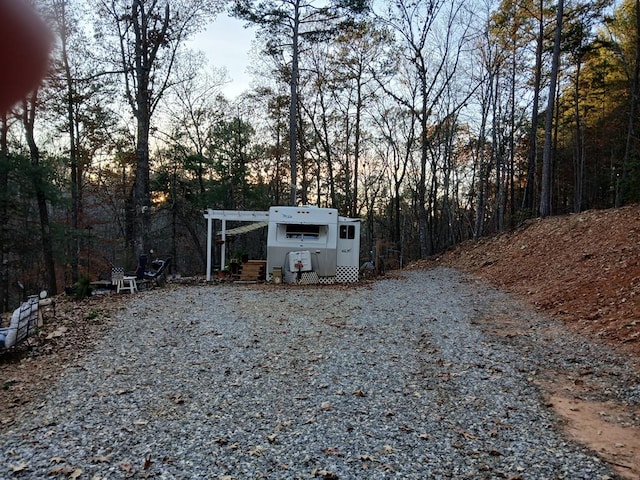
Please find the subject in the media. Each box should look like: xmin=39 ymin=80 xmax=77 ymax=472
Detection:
xmin=336 ymin=266 xmax=359 ymax=283
xmin=283 ymin=266 xmax=360 ymax=284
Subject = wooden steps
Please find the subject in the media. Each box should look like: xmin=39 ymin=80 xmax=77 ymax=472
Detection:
xmin=238 ymin=260 xmax=267 ymax=282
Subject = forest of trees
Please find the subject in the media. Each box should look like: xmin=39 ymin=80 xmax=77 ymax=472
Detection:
xmin=1 ymin=0 xmax=639 ymax=309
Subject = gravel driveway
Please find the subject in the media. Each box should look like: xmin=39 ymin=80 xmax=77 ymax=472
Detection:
xmin=1 ymin=268 xmax=636 ymax=479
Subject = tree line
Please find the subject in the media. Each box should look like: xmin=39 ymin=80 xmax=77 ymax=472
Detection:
xmin=0 ymin=0 xmax=637 ymax=309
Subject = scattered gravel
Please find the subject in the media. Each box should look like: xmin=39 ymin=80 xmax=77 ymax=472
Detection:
xmin=1 ymin=267 xmax=635 ymax=479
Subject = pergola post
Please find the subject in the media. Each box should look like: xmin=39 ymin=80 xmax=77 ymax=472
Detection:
xmin=206 ymin=214 xmax=213 ymax=281
xmin=221 ymin=219 xmax=226 ymax=275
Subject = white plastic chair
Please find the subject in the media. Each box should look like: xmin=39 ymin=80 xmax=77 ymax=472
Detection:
xmin=0 ymin=297 xmax=39 ymax=350
xmin=111 ymin=267 xmax=138 ymax=293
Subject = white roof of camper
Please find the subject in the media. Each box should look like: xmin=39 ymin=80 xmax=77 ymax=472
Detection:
xmin=269 ymin=206 xmax=339 ymax=224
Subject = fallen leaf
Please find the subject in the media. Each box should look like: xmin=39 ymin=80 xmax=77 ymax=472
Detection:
xmin=322 ymin=447 xmax=342 ymax=456
xmin=459 ymin=430 xmax=477 ymax=440
xmin=311 ymin=468 xmax=338 ymax=479
xmin=276 ymin=420 xmax=293 ymax=430
xmin=70 ymin=468 xmax=82 ymax=479
xmin=49 ymin=466 xmax=73 ymax=475
xmin=46 ymin=326 xmax=68 ymax=339
xmin=50 ymin=456 xmax=66 ymax=463
xmin=9 ymin=462 xmax=28 ymax=472
xmin=358 ymin=454 xmax=377 ymax=462
xmin=248 ymin=446 xmax=266 ymax=457
xmin=352 ymin=389 xmax=366 ymax=397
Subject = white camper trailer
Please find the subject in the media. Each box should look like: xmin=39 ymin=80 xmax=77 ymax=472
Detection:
xmin=266 ymin=206 xmax=360 ymax=284
xmin=203 ymin=206 xmax=360 ymax=283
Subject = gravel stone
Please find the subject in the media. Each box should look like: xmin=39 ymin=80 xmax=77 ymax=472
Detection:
xmin=0 ymin=268 xmax=634 ymax=479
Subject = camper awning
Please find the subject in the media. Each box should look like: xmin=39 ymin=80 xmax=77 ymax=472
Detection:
xmin=225 ymin=221 xmax=268 ymax=236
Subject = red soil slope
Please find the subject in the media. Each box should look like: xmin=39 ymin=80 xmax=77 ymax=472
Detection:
xmin=413 ymin=205 xmax=640 ymax=357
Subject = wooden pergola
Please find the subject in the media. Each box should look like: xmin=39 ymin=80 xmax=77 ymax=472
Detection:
xmin=203 ymin=209 xmax=269 ymax=281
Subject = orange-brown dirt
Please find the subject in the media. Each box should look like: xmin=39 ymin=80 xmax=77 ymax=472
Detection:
xmin=410 ymin=204 xmax=640 ymax=480
xmin=415 ymin=203 xmax=640 ymax=358
xmin=1 ymin=205 xmax=639 ymax=478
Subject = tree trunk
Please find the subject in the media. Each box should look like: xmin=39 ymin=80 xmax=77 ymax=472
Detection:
xmin=128 ymin=0 xmax=170 ymax=257
xmin=523 ymin=0 xmax=545 ymax=213
xmin=509 ymin=37 xmax=517 ymax=222
xmin=22 ymin=94 xmax=58 ymax=294
xmin=573 ymin=60 xmax=585 ymax=213
xmin=57 ymin=0 xmax=80 ymax=283
xmin=417 ymin=72 xmax=430 ymax=258
xmin=492 ymin=71 xmax=505 ymax=232
xmin=620 ymin=0 xmax=640 ymax=206
xmin=289 ymin=0 xmax=300 ymax=206
xmin=540 ymin=0 xmax=564 ymax=218
xmin=0 ymin=113 xmax=9 ymax=311
xmin=474 ymin=66 xmax=492 ymax=240
xmin=132 ymin=76 xmax=152 ymax=257
xmin=352 ymin=77 xmax=363 ymax=217
xmin=275 ymin=125 xmax=282 ymax=205
xmin=299 ymin=115 xmax=308 ymax=206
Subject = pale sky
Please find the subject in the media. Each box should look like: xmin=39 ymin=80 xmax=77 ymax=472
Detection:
xmin=189 ymin=14 xmax=257 ymax=99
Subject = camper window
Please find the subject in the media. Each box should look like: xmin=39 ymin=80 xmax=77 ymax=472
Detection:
xmin=285 ymin=224 xmax=321 ymax=240
xmin=340 ymin=225 xmax=355 ymax=240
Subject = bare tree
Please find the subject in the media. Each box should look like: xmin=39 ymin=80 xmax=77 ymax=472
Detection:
xmin=97 ymin=0 xmax=219 ymax=257
xmin=375 ymin=0 xmax=476 ymax=257
xmin=232 ymin=0 xmax=368 ymax=206
xmin=370 ymin=99 xmax=416 ymax=246
xmin=53 ymin=0 xmax=80 ymax=283
xmin=21 ymin=91 xmax=58 ymax=294
xmin=524 ymin=0 xmax=546 ymax=214
xmin=328 ymin=22 xmax=388 ymax=217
